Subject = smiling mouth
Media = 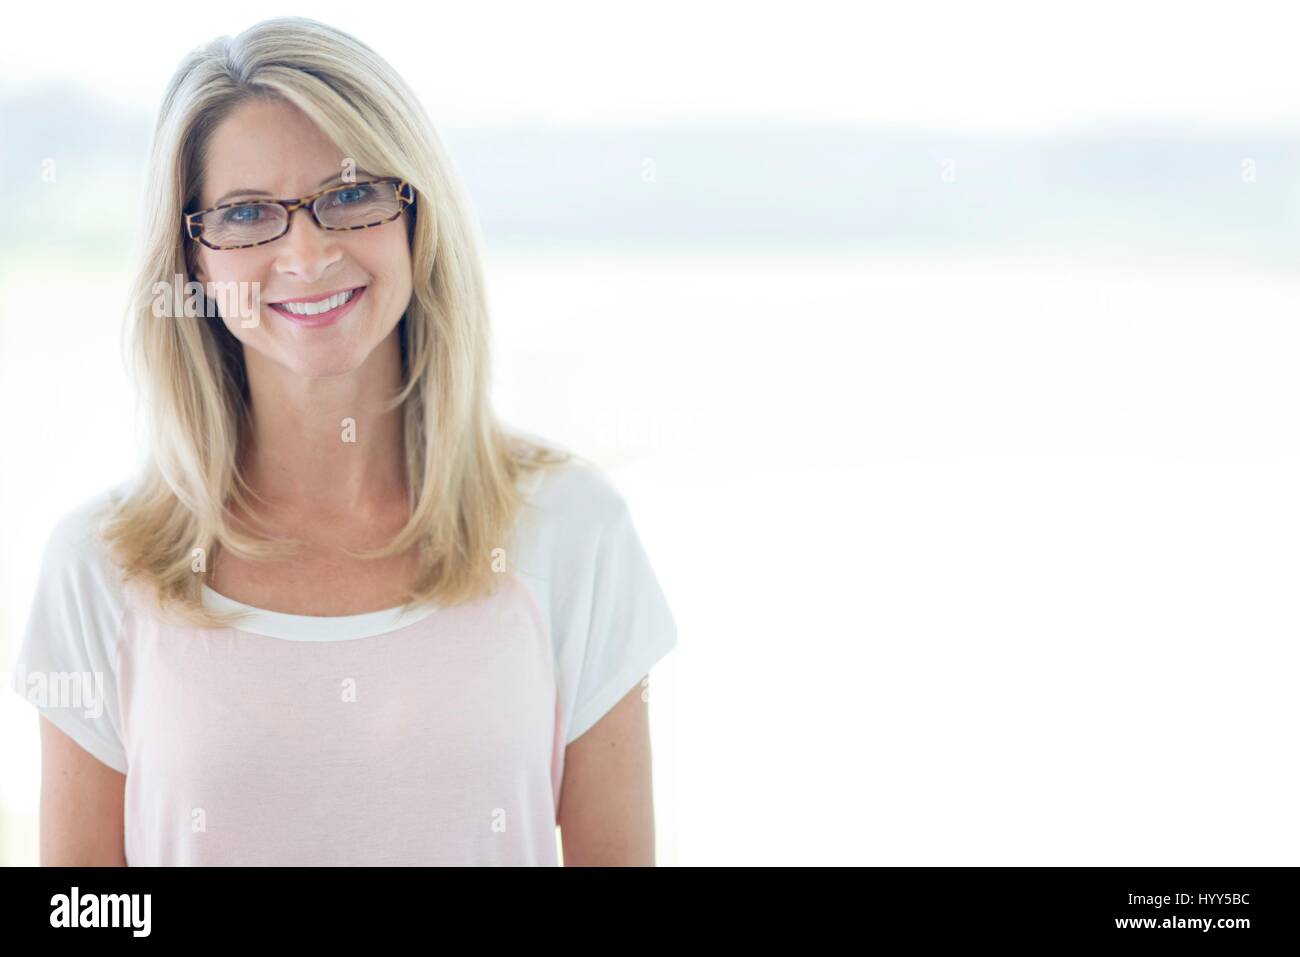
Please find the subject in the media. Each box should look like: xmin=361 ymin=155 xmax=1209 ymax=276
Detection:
xmin=270 ymin=287 xmax=363 ymax=316
xmin=267 ymin=286 xmax=367 ymax=325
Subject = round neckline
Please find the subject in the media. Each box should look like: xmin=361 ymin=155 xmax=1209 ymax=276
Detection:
xmin=200 ymin=584 xmax=438 ymax=641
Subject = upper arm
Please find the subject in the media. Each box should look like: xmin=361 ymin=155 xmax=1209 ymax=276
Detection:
xmin=11 ymin=495 xmax=131 ymax=864
xmin=517 ymin=463 xmax=678 ymax=864
xmin=556 ymin=676 xmax=657 ymax=866
xmin=38 ymin=716 xmax=127 ymax=866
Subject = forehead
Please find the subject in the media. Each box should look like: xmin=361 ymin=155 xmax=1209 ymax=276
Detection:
xmin=201 ymin=98 xmax=348 ymax=205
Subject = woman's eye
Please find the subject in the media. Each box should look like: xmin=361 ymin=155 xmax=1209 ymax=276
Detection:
xmin=223 ymin=205 xmax=264 ymax=223
xmin=332 ymin=185 xmax=374 ymax=204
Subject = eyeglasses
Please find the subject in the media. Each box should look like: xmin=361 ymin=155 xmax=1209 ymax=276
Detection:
xmin=184 ymin=178 xmax=416 ymax=250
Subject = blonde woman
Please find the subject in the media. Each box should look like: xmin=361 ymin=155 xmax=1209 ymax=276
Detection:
xmin=10 ymin=17 xmax=677 ymax=866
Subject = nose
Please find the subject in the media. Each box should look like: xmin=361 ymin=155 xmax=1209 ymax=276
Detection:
xmin=272 ymin=205 xmax=342 ymax=279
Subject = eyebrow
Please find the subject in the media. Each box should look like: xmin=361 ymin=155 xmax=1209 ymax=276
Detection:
xmin=211 ymin=171 xmax=376 ymax=206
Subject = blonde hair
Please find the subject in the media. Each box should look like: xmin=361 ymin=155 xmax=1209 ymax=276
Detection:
xmin=102 ymin=16 xmax=570 ymax=628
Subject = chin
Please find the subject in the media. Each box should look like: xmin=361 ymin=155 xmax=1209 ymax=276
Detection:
xmin=283 ymin=349 xmax=369 ymax=380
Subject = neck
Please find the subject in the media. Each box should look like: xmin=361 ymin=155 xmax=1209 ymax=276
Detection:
xmin=238 ymin=333 xmax=408 ymax=521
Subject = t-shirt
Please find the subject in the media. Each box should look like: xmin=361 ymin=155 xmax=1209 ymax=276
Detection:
xmin=7 ymin=457 xmax=678 ymax=865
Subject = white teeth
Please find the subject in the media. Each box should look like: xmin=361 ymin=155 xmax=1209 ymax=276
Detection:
xmin=278 ymin=289 xmax=355 ymax=315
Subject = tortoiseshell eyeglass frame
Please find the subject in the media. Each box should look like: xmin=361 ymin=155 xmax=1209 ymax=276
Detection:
xmin=183 ymin=177 xmax=416 ymax=250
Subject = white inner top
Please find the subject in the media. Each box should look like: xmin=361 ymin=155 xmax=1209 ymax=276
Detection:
xmin=199 ymin=584 xmax=440 ymax=641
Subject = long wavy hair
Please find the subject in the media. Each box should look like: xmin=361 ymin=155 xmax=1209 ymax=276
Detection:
xmin=102 ymin=16 xmax=570 ymax=629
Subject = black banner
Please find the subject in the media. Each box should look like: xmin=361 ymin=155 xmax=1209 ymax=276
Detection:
xmin=0 ymin=865 xmax=1291 ymax=944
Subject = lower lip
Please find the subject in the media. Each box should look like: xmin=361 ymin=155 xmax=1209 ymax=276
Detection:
xmin=269 ymin=286 xmax=366 ymax=327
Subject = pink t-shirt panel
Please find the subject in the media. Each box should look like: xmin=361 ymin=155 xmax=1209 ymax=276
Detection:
xmin=118 ymin=574 xmax=563 ymax=866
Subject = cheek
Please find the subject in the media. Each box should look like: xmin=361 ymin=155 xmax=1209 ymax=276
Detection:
xmin=357 ymin=234 xmax=413 ymax=308
xmin=194 ymin=253 xmax=270 ymax=336
xmin=219 ymin=297 xmax=265 ymax=342
xmin=372 ymin=233 xmax=412 ymax=282
xmin=387 ymin=237 xmax=414 ymax=297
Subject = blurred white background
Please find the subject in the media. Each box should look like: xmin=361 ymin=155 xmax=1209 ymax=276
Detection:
xmin=3 ymin=0 xmax=1299 ymax=866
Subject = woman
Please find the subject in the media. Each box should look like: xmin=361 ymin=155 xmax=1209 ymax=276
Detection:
xmin=11 ymin=17 xmax=677 ymax=866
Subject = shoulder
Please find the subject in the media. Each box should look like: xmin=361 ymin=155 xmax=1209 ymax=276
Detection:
xmin=524 ymin=456 xmax=629 ymax=523
xmin=42 ymin=480 xmax=129 ymax=548
xmin=32 ymin=478 xmax=136 ymax=615
xmin=510 ymin=453 xmax=632 ymax=579
xmin=507 ymin=428 xmax=628 ymax=524
xmin=39 ymin=478 xmax=134 ymax=564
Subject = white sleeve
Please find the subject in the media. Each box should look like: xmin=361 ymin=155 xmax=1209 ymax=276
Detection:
xmin=8 ymin=492 xmax=130 ymax=774
xmin=561 ymin=499 xmax=678 ymax=744
xmin=531 ymin=461 xmax=677 ymax=746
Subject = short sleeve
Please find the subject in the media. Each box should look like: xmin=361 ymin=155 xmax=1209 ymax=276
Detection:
xmin=560 ymin=494 xmax=678 ymax=745
xmin=8 ymin=492 xmax=130 ymax=774
xmin=507 ymin=455 xmax=679 ymax=746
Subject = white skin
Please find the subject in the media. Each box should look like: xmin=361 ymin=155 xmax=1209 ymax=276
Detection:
xmin=36 ymin=94 xmax=658 ymax=867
